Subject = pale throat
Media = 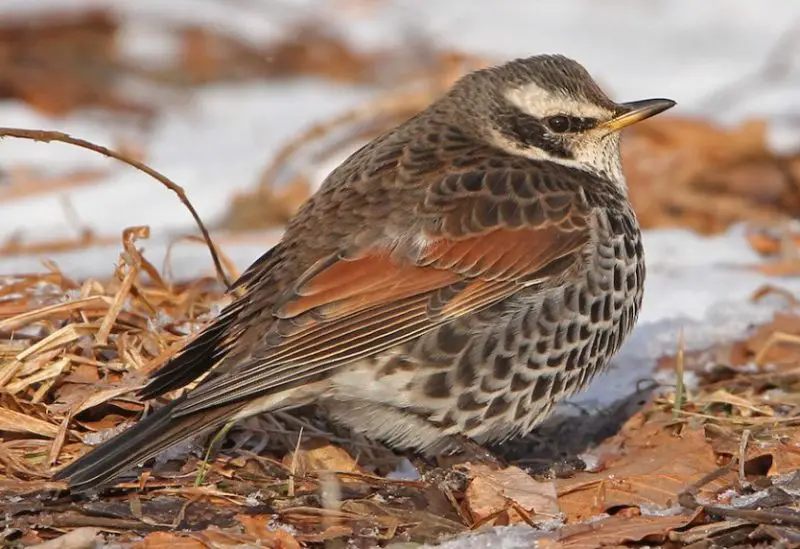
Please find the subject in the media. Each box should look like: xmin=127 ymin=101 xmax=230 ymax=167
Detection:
xmin=572 ymin=135 xmax=627 ymax=188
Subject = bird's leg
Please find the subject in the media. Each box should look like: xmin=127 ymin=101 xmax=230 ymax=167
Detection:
xmin=194 ymin=419 xmax=236 ymax=486
xmin=439 ymin=434 xmax=506 ymax=469
xmin=419 ymin=436 xmax=505 ymax=503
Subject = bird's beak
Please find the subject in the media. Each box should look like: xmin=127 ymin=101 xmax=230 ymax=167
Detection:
xmin=600 ymin=98 xmax=676 ymax=131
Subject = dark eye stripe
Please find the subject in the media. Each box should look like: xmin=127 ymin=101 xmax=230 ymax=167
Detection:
xmin=546 ymin=115 xmax=598 ymax=133
xmin=502 ymin=111 xmax=571 ymax=158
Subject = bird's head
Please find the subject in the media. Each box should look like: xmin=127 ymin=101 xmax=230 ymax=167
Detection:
xmin=450 ymin=54 xmax=675 ymax=185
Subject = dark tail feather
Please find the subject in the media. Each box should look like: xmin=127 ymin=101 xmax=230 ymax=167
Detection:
xmin=138 ymin=246 xmax=282 ymax=401
xmin=137 ymin=317 xmax=236 ymax=401
xmin=54 ymin=396 xmax=242 ymax=492
xmin=57 ymin=248 xmax=282 ymax=492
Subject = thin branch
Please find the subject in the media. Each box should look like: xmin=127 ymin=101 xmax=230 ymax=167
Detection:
xmin=0 ymin=127 xmax=232 ymax=288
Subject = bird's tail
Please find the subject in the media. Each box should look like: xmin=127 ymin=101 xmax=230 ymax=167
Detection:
xmin=54 ymin=396 xmax=244 ymax=492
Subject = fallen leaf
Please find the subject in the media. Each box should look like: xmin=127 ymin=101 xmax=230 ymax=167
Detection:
xmin=237 ymin=515 xmax=302 ymax=548
xmin=558 ymin=422 xmax=732 ymax=521
xmin=27 ymin=527 xmax=100 ymax=549
xmin=462 ymin=463 xmax=560 ymax=525
xmin=621 ymin=116 xmax=800 ymax=234
xmin=710 ymin=432 xmax=800 ymax=477
xmin=192 ymin=530 xmax=258 ymax=548
xmin=137 ymin=532 xmax=205 ymax=549
xmin=549 ymin=512 xmax=699 ymax=549
xmin=282 ymin=438 xmax=364 ymax=479
xmin=694 ymin=388 xmax=774 ymax=418
xmin=744 ymin=312 xmax=800 ymax=366
xmin=292 ymin=525 xmax=353 ymax=544
xmin=340 ymin=499 xmax=465 ymax=541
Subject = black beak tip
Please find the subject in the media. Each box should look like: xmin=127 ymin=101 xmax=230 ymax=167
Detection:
xmin=656 ymin=98 xmax=677 ymax=112
xmin=619 ymin=97 xmax=677 ymax=115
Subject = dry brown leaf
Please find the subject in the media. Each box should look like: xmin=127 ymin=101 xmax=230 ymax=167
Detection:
xmin=27 ymin=527 xmax=101 ymax=549
xmin=0 ymin=478 xmax=66 ymax=495
xmin=297 ymin=526 xmax=354 ymax=544
xmin=755 ymin=260 xmax=800 ymax=277
xmin=192 ymin=530 xmax=261 ymax=548
xmin=745 ymin=311 xmax=800 ymax=358
xmin=621 ymin=116 xmax=800 ymax=233
xmin=73 ymin=384 xmax=142 ymax=415
xmin=282 ymin=438 xmax=364 ymax=479
xmin=0 ymin=168 xmax=108 ymax=202
xmin=0 ymin=10 xmax=152 ymax=116
xmin=237 ymin=515 xmax=302 ymax=548
xmin=223 ymin=178 xmax=311 ymax=231
xmin=558 ymin=423 xmax=731 ymax=521
xmin=709 ymin=431 xmax=800 ymax=477
xmin=546 ymin=512 xmax=699 ymax=549
xmin=463 ymin=463 xmax=560 ymax=526
xmin=746 ymin=230 xmax=784 ymax=256
xmin=694 ymin=388 xmax=775 ymax=418
xmin=5 ymin=356 xmax=70 ymax=393
xmin=137 ymin=532 xmax=206 ymax=549
xmin=338 ymin=498 xmax=464 ymax=540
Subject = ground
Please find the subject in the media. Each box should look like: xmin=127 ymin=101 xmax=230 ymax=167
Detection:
xmin=1 ymin=2 xmax=800 ymax=548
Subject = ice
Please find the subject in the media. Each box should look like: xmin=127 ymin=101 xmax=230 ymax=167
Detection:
xmin=577 ymin=452 xmax=601 ymax=473
xmin=638 ymin=503 xmax=684 ymax=517
xmin=653 ymin=369 xmax=700 ymax=395
xmin=385 ymin=458 xmax=422 ymax=481
xmin=81 ymin=421 xmax=133 ymax=446
xmin=419 ymin=526 xmax=549 ymax=549
xmin=244 ymin=490 xmax=264 ymax=507
xmin=730 ymin=489 xmax=772 ymax=508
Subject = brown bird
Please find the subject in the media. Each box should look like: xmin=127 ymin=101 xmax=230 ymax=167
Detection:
xmin=56 ymin=54 xmax=675 ymax=491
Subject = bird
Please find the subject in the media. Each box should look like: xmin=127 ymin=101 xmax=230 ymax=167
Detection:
xmin=55 ymin=54 xmax=675 ymax=492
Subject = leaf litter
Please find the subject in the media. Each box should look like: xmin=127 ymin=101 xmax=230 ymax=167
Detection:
xmin=1 ymin=5 xmax=800 ymax=549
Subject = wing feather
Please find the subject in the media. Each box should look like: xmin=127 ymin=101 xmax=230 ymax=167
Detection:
xmin=143 ymin=163 xmax=598 ymax=417
xmin=175 ymin=225 xmax=589 ymax=415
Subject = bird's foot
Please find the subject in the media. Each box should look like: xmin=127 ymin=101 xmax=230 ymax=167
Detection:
xmin=437 ymin=435 xmax=506 ymax=470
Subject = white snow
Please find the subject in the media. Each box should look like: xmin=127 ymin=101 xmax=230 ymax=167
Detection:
xmin=2 ymin=2 xmax=800 ymax=546
xmin=385 ymin=457 xmax=422 ymax=481
xmin=419 ymin=526 xmax=549 ymax=549
xmin=81 ymin=421 xmax=133 ymax=446
xmin=638 ymin=503 xmax=684 ymax=517
xmin=729 ymin=488 xmax=772 ymax=509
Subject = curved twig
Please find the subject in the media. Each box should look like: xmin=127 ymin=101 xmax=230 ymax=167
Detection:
xmin=0 ymin=127 xmax=231 ymax=288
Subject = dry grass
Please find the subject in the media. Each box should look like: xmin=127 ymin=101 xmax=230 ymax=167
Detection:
xmin=1 ymin=5 xmax=800 ymax=548
xmin=1 ymin=252 xmax=799 ymax=546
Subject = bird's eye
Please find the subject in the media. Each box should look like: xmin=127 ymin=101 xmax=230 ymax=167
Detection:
xmin=545 ymin=115 xmax=571 ymax=133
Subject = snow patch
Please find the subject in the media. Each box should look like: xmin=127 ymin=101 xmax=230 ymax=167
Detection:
xmin=386 ymin=458 xmax=422 ymax=481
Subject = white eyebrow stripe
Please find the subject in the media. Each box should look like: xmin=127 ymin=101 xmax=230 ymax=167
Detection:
xmin=505 ymin=82 xmax=610 ymax=120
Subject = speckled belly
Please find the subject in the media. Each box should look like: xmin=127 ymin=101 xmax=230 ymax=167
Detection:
xmin=324 ymin=212 xmax=644 ymax=450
